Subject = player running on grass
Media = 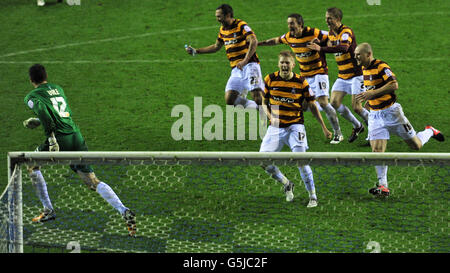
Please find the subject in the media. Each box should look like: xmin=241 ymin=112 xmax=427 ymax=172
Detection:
xmin=259 ymin=51 xmax=332 ymax=207
xmin=258 ymin=13 xmax=339 ymax=144
xmin=185 ymin=4 xmax=264 ymax=109
xmin=23 ymin=64 xmax=136 ymax=237
xmin=354 ymin=43 xmax=445 ymax=197
xmin=307 ymin=7 xmax=368 ymax=144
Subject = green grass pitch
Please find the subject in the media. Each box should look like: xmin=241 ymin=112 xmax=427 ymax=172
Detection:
xmin=1 ymin=0 xmax=449 ymax=253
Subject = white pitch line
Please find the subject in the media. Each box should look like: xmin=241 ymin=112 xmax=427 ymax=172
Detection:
xmin=0 ymin=58 xmax=446 ymax=64
xmin=0 ymin=11 xmax=447 ymax=59
xmin=0 ymin=25 xmax=218 ymax=59
xmin=0 ymin=59 xmax=226 ymax=64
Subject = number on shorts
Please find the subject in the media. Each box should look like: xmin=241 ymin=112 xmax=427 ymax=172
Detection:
xmin=250 ymin=76 xmax=259 ymax=85
xmin=319 ymin=81 xmax=327 ymax=90
xmin=403 ymin=123 xmax=412 ymax=133
xmin=298 ymin=132 xmax=305 ymax=141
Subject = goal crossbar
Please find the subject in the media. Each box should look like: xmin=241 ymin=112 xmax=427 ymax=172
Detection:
xmin=8 ymin=151 xmax=450 ymax=167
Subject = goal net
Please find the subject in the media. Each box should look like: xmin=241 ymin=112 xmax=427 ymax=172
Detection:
xmin=2 ymin=151 xmax=449 ymax=253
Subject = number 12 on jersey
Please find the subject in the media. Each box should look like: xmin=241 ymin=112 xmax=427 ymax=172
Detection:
xmin=50 ymin=97 xmax=70 ymax=118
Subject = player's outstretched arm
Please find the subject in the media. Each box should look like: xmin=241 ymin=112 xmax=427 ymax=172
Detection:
xmin=258 ymin=37 xmax=281 ymax=46
xmin=308 ymin=101 xmax=332 ymax=139
xmin=186 ymin=39 xmax=224 ymax=55
xmin=307 ymin=42 xmax=349 ymax=53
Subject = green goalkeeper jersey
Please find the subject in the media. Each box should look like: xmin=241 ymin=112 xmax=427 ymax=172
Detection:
xmin=24 ymin=83 xmax=79 ymax=137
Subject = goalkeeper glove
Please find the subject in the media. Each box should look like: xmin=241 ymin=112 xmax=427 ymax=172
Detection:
xmin=185 ymin=44 xmax=197 ymax=56
xmin=48 ymin=133 xmax=59 ymax=152
xmin=23 ymin=118 xmax=41 ymax=129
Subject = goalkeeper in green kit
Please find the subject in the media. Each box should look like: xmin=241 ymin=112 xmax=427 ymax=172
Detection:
xmin=23 ymin=64 xmax=136 ymax=237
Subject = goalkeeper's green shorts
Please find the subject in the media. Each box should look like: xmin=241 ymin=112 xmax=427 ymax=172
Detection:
xmin=37 ymin=131 xmax=94 ymax=173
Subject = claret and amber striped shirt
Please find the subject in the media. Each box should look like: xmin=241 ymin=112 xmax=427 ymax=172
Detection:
xmin=363 ymin=59 xmax=397 ymax=111
xmin=217 ymin=19 xmax=259 ymax=68
xmin=279 ymin=27 xmax=329 ymax=77
xmin=327 ymin=25 xmax=362 ymax=79
xmin=263 ymin=71 xmax=315 ymax=127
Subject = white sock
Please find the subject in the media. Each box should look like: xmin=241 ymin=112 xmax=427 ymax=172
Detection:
xmin=299 ymin=165 xmax=317 ymax=200
xmin=96 ymin=182 xmax=127 ymax=215
xmin=416 ymin=128 xmax=433 ymax=146
xmin=265 ymin=165 xmax=289 ymax=185
xmin=30 ymin=170 xmax=53 ymax=211
xmin=375 ymin=165 xmax=388 ymax=187
xmin=323 ymin=103 xmax=341 ymax=135
xmin=359 ymin=108 xmax=369 ymax=124
xmin=337 ymin=104 xmax=361 ymax=128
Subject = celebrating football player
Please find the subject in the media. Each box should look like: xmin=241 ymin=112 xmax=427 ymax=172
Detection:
xmin=185 ymin=4 xmax=263 ymax=109
xmin=354 ymin=43 xmax=445 ymax=197
xmin=258 ymin=13 xmax=339 ymax=143
xmin=307 ymin=7 xmax=368 ymax=144
xmin=259 ymin=51 xmax=331 ymax=207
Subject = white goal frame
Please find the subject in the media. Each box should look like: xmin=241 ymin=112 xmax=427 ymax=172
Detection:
xmin=3 ymin=151 xmax=450 ymax=253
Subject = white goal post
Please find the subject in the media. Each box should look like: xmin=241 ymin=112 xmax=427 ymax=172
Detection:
xmin=2 ymin=151 xmax=449 ymax=253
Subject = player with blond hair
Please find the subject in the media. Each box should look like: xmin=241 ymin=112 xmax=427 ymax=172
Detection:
xmin=258 ymin=13 xmax=340 ymax=143
xmin=259 ymin=51 xmax=331 ymax=207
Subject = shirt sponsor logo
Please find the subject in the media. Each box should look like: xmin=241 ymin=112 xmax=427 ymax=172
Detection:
xmin=224 ymin=39 xmax=239 ymax=46
xmin=272 ymin=96 xmax=295 ymax=103
xmin=296 ymin=52 xmax=313 ymax=58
